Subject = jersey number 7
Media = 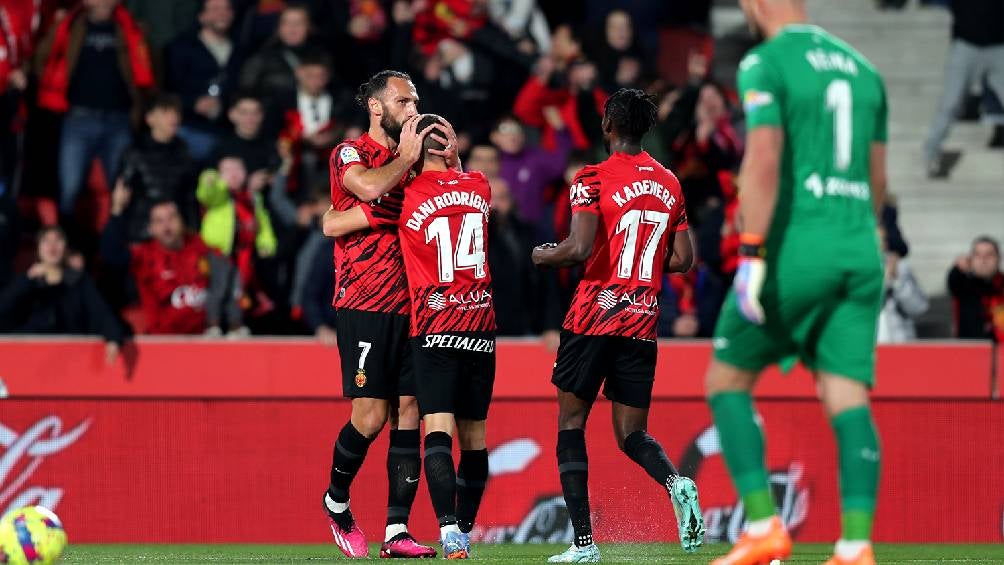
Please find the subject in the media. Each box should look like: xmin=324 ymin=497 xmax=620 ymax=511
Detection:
xmin=425 ymin=213 xmax=486 ymax=283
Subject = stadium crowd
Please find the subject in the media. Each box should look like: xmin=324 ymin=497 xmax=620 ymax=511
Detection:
xmin=0 ymin=0 xmax=1001 ymax=350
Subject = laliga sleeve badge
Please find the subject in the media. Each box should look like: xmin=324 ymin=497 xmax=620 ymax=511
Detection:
xmin=340 ymin=146 xmax=361 ymax=165
xmin=355 ymin=369 xmax=367 ymax=388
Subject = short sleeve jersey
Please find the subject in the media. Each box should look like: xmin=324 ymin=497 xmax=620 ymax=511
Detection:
xmin=738 ymin=24 xmax=887 ymax=249
xmin=329 ymin=133 xmax=409 ymax=315
xmin=397 ymin=169 xmax=496 ymax=337
xmin=563 ymin=151 xmax=688 ymax=339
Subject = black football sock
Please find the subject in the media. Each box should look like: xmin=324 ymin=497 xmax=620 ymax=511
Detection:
xmin=456 ymin=448 xmax=489 ymax=534
xmin=557 ymin=429 xmax=593 ymax=547
xmin=623 ymin=430 xmax=679 ymax=488
xmin=424 ymin=431 xmax=458 ymax=527
xmin=386 ymin=429 xmax=421 ymax=528
xmin=326 ymin=422 xmax=374 ymax=530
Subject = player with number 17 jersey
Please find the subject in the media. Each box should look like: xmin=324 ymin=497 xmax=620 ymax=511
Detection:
xmin=563 ymin=152 xmax=688 ymax=340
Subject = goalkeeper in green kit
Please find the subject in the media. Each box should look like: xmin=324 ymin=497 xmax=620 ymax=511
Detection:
xmin=706 ymin=1 xmax=887 ymax=564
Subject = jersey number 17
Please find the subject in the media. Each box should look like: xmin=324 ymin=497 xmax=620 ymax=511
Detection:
xmin=616 ymin=209 xmax=669 ymax=282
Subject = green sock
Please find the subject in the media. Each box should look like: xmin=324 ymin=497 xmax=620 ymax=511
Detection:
xmin=831 ymin=405 xmax=880 ymax=541
xmin=709 ymin=391 xmax=775 ymax=521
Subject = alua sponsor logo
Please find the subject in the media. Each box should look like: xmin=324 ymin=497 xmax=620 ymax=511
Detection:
xmin=596 ymin=289 xmax=657 ymax=311
xmin=0 ymin=416 xmax=91 ymax=517
xmin=428 ymin=290 xmax=492 ymax=312
xmin=679 ymin=424 xmax=808 ymax=543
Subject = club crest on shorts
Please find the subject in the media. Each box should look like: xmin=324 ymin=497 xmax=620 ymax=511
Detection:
xmin=355 ymin=369 xmax=367 ymax=388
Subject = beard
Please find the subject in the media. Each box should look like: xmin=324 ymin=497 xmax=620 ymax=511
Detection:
xmin=380 ymin=108 xmax=404 ymax=144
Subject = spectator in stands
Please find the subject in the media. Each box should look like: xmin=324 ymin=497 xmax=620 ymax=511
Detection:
xmin=0 ymin=191 xmax=15 ymax=288
xmin=274 ymin=179 xmax=334 ymax=343
xmin=924 ymin=0 xmax=1004 ymax=178
xmin=101 ymin=187 xmax=240 ymax=335
xmin=277 ymin=52 xmax=341 ymax=195
xmin=165 ymin=0 xmax=244 ymax=162
xmin=115 ymin=94 xmax=197 ymax=242
xmin=877 ymin=227 xmax=928 ymax=343
xmin=239 ymin=2 xmax=326 ymax=134
xmin=320 ymin=0 xmax=391 ymax=85
xmin=197 ymin=155 xmax=278 ymax=333
xmin=213 ymin=92 xmax=279 ymax=181
xmin=123 ymin=0 xmax=200 ymax=54
xmin=658 ymin=58 xmax=742 ymax=219
xmin=487 ymin=0 xmax=552 ymax=58
xmin=486 ymin=178 xmax=563 ymax=350
xmin=513 ymin=25 xmax=607 ymax=155
xmin=300 ymin=234 xmax=337 ymax=346
xmin=490 ymin=113 xmax=571 ymax=239
xmin=0 ymin=226 xmax=122 ymax=361
xmin=949 ymin=236 xmax=1004 ymax=341
xmin=35 ymin=0 xmax=154 ymax=219
xmin=586 ymin=9 xmax=648 ymax=93
xmin=658 ymin=272 xmax=700 ymax=338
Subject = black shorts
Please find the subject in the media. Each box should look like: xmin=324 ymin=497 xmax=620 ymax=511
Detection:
xmin=335 ymin=309 xmax=415 ymax=399
xmin=551 ymin=330 xmax=657 ymax=408
xmin=411 ymin=332 xmax=496 ymax=420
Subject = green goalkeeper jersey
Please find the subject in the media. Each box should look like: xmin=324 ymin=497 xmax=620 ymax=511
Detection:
xmin=739 ymin=24 xmax=887 ymax=261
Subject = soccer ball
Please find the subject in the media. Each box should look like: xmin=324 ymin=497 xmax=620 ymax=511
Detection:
xmin=0 ymin=506 xmax=68 ymax=565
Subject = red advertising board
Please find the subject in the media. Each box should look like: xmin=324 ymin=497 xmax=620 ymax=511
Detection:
xmin=0 ymin=339 xmax=995 ymax=399
xmin=2 ymin=399 xmax=1001 ymax=544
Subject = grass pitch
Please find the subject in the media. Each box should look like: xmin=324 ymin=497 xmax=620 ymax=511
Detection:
xmin=62 ymin=543 xmax=1004 ymax=563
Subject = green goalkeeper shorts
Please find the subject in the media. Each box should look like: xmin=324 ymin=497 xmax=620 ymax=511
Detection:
xmin=712 ymin=246 xmax=884 ymax=386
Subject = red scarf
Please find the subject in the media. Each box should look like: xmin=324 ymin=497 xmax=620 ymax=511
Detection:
xmin=38 ymin=5 xmax=153 ymax=112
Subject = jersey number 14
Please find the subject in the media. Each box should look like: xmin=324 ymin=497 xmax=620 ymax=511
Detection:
xmin=425 ymin=214 xmax=486 ymax=283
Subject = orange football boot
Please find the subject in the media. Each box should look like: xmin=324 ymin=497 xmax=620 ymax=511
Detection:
xmin=710 ymin=516 xmax=792 ymax=565
xmin=823 ymin=545 xmax=875 ymax=565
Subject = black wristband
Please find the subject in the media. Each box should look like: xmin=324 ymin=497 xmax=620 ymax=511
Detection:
xmin=738 ymin=243 xmax=766 ymax=259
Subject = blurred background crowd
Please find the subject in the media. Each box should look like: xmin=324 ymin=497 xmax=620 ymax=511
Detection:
xmin=0 ymin=0 xmax=1001 ymax=354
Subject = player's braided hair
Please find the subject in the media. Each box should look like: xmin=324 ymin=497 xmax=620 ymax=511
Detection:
xmin=355 ymin=70 xmax=412 ymax=109
xmin=603 ymin=88 xmax=658 ymax=144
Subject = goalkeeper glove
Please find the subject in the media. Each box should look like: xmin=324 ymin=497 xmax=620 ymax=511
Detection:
xmin=735 ymin=234 xmax=767 ymax=325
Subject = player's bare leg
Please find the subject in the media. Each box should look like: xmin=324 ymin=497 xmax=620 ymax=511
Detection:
xmin=707 ymin=360 xmax=791 ymax=565
xmin=423 ymin=413 xmax=467 ymax=559
xmin=381 ymin=395 xmax=436 ymax=558
xmin=455 ymin=419 xmax=488 ymax=556
xmin=548 ymin=391 xmax=600 ymax=563
xmin=816 ymin=373 xmax=879 ymax=565
xmin=611 ymin=403 xmax=704 ymax=553
xmin=325 ymin=397 xmax=390 ymax=558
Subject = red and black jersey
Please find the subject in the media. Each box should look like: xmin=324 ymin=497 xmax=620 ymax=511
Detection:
xmin=563 ymin=151 xmax=688 ymax=339
xmin=131 ymin=234 xmax=213 ymax=334
xmin=398 ymin=169 xmax=496 ymax=336
xmin=329 ymin=133 xmax=410 ymax=315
